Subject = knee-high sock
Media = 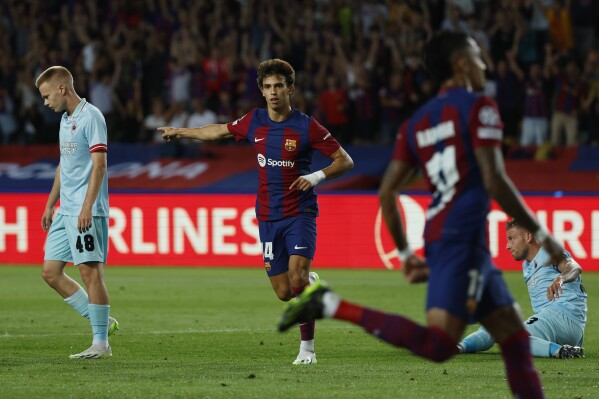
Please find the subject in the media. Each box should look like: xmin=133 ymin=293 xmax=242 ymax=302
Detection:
xmin=460 ymin=326 xmax=496 ymax=353
xmin=88 ymin=304 xmax=110 ymax=347
xmin=292 ymin=284 xmax=314 ymax=342
xmin=530 ymin=336 xmax=561 ymax=357
xmin=498 ymin=329 xmax=544 ymax=399
xmin=64 ymin=288 xmax=89 ymax=319
xmin=334 ymin=300 xmax=456 ymax=362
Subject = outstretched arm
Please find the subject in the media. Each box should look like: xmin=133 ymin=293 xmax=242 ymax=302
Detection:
xmin=158 ymin=124 xmax=233 ymax=141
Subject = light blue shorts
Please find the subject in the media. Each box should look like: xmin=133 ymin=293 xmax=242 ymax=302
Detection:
xmin=524 ymin=307 xmax=585 ymax=346
xmin=44 ymin=213 xmax=108 ymax=265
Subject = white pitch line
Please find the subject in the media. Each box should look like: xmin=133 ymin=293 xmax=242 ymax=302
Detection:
xmin=1 ymin=325 xmax=351 ymax=338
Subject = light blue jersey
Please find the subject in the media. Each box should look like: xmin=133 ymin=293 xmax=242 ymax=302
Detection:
xmin=523 ymin=247 xmax=587 ymax=325
xmin=58 ymin=98 xmax=109 ymax=216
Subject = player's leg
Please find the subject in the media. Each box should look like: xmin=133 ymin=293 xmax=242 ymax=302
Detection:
xmin=67 ymin=216 xmax=113 ymax=359
xmin=524 ymin=311 xmax=585 ymax=358
xmin=457 ymin=325 xmax=496 ymax=354
xmin=42 ymin=213 xmax=92 ymax=318
xmin=478 ymin=268 xmax=543 ymax=399
xmin=286 ymin=215 xmax=318 ymax=365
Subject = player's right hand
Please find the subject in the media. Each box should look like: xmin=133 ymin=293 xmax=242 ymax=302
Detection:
xmin=157 ymin=126 xmax=178 ymax=141
xmin=403 ymin=255 xmax=429 ymax=284
xmin=540 ymin=235 xmax=564 ymax=265
xmin=41 ymin=207 xmax=55 ymax=232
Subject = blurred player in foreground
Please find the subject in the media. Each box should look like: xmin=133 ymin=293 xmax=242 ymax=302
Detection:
xmin=159 ymin=59 xmax=354 ymax=364
xmin=36 ymin=66 xmax=118 ymax=359
xmin=279 ymin=31 xmax=562 ymax=398
xmin=458 ymin=219 xmax=586 ymax=359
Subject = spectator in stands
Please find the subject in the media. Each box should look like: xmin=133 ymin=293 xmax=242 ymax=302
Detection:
xmin=319 ymin=75 xmax=350 ymax=145
xmin=546 ymin=49 xmax=583 ymax=146
xmin=143 ymin=96 xmax=169 ymax=143
xmin=187 ymin=98 xmax=217 ymax=128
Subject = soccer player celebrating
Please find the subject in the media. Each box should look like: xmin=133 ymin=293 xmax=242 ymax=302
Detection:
xmin=36 ymin=66 xmax=117 ymax=359
xmin=458 ymin=219 xmax=586 ymax=359
xmin=158 ymin=59 xmax=354 ymax=364
xmin=279 ymin=31 xmax=563 ymax=398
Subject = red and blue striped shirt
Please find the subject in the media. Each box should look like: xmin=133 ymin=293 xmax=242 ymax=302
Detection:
xmin=227 ymin=108 xmax=340 ymax=221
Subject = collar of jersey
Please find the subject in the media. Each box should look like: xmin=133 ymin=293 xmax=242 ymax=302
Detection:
xmin=69 ymin=98 xmax=87 ymax=118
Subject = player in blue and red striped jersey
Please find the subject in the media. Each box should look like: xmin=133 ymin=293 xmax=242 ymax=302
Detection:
xmin=279 ymin=31 xmax=565 ymax=398
xmin=159 ymin=59 xmax=354 ymax=365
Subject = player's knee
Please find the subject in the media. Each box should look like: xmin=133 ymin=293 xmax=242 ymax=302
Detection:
xmin=275 ymin=288 xmax=293 ymax=301
xmin=41 ymin=268 xmax=59 ymax=286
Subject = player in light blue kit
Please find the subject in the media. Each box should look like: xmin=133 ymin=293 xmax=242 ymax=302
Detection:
xmin=36 ymin=66 xmax=118 ymax=359
xmin=458 ymin=219 xmax=587 ymax=358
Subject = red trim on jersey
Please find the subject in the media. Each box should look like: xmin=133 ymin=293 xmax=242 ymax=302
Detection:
xmin=282 ymin=128 xmax=301 ymax=218
xmin=90 ymin=144 xmax=107 ymax=153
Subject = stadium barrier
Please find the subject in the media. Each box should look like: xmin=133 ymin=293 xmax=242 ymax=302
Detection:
xmin=1 ymin=193 xmax=597 ymax=271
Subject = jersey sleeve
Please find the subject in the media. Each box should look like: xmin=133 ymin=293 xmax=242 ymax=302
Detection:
xmin=226 ymin=109 xmax=256 ymax=142
xmin=308 ymin=118 xmax=341 ymax=156
xmin=468 ymin=96 xmax=504 ymax=148
xmin=86 ymin=112 xmax=108 ymax=153
xmin=391 ymin=121 xmax=416 ymax=164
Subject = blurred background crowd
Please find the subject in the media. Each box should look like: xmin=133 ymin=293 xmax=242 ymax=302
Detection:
xmin=0 ymin=0 xmax=598 ymax=152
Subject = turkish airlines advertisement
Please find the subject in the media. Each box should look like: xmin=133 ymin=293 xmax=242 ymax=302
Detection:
xmin=1 ymin=193 xmax=597 ymax=271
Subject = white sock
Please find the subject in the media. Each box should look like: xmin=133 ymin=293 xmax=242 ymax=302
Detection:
xmin=322 ymin=291 xmax=340 ymax=318
xmin=300 ymin=339 xmax=314 ymax=352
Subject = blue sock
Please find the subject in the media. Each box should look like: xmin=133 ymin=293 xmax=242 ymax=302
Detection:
xmin=460 ymin=326 xmax=495 ymax=353
xmin=88 ymin=304 xmax=110 ymax=347
xmin=529 ymin=336 xmax=561 ymax=357
xmin=64 ymin=288 xmax=89 ymax=319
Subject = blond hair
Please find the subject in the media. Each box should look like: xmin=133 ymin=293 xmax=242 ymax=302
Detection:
xmin=35 ymin=66 xmax=74 ymax=89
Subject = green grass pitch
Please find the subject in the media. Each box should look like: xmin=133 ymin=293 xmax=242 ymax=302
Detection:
xmin=1 ymin=266 xmax=597 ymax=399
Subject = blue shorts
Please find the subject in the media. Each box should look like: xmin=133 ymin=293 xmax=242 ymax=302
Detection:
xmin=258 ymin=214 xmax=317 ymax=277
xmin=426 ymin=239 xmax=514 ymax=323
xmin=44 ymin=213 xmax=108 ymax=265
xmin=524 ymin=307 xmax=585 ymax=346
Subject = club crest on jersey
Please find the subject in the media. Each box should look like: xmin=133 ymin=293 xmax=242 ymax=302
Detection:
xmin=284 ymin=139 xmax=297 ymax=151
xmin=71 ymin=121 xmax=77 ymax=135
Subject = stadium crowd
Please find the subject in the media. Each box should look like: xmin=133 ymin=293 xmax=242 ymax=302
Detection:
xmin=0 ymin=0 xmax=598 ymax=150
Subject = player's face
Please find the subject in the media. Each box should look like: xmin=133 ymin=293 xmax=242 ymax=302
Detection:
xmin=505 ymin=227 xmax=529 ymax=261
xmin=38 ymin=81 xmax=67 ymax=113
xmin=261 ymin=75 xmax=293 ymax=112
xmin=462 ymin=39 xmax=486 ymax=92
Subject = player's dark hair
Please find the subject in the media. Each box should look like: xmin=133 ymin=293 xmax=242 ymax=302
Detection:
xmin=256 ymin=59 xmax=295 ymax=88
xmin=506 ymin=219 xmax=525 ymax=231
xmin=424 ymin=31 xmax=471 ymax=89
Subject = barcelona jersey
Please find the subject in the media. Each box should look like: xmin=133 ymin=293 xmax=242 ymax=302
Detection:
xmin=393 ymin=87 xmax=503 ymax=245
xmin=227 ymin=108 xmax=340 ymax=221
